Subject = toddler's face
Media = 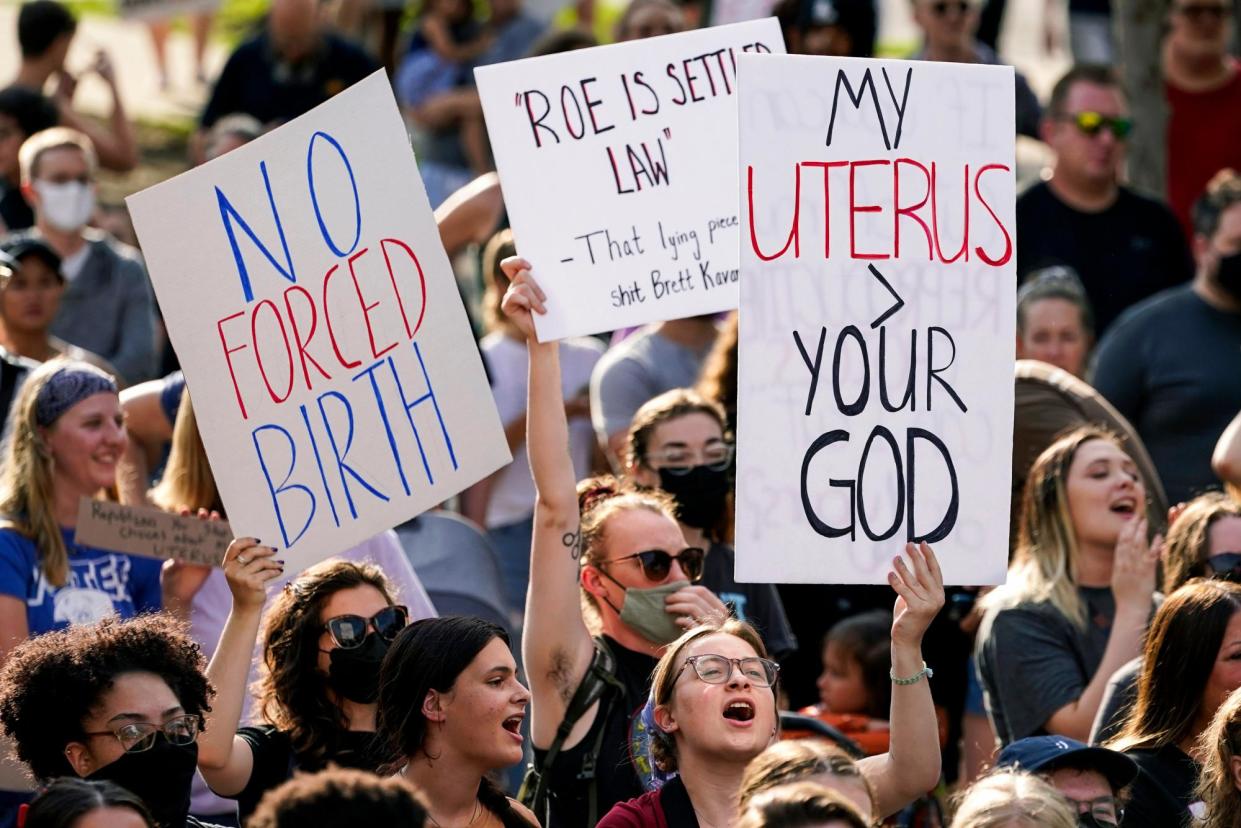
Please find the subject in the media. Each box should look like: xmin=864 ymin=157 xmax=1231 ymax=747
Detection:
xmin=817 ymin=640 xmax=869 ymax=714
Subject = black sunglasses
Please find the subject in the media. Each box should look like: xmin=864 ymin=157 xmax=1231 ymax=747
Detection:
xmin=1203 ymin=552 xmax=1241 ymax=583
xmin=601 ymin=547 xmax=706 ymax=582
xmin=323 ymin=605 xmax=409 ymax=649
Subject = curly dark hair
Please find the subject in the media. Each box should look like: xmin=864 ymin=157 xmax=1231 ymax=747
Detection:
xmin=0 ymin=614 xmax=213 ymax=782
xmin=257 ymin=559 xmax=395 ymax=767
xmin=248 ymin=768 xmax=428 ymax=828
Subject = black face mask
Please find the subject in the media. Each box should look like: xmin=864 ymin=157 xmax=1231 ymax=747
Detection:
xmin=657 ymin=464 xmax=731 ymax=530
xmin=327 ymin=632 xmax=390 ymax=704
xmin=1216 ymin=250 xmax=1241 ymax=302
xmin=87 ymin=737 xmax=197 ymax=828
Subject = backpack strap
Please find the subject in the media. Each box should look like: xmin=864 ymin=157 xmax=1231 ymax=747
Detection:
xmin=519 ymin=636 xmax=626 ymax=823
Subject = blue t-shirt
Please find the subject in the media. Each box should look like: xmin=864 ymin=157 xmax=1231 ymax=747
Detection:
xmin=0 ymin=527 xmax=163 ymax=635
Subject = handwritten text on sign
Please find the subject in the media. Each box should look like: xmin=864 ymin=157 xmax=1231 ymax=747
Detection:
xmin=75 ymin=499 xmax=233 ymax=567
xmin=126 ymin=73 xmax=510 ymax=574
xmin=735 ymin=56 xmax=1015 ymax=586
xmin=476 ymin=20 xmax=785 ymax=340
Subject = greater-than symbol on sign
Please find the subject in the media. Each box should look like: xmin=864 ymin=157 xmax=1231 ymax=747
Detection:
xmin=867 ymin=264 xmax=904 ymax=329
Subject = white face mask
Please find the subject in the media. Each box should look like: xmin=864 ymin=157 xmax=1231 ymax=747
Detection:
xmin=33 ymin=180 xmax=95 ymax=232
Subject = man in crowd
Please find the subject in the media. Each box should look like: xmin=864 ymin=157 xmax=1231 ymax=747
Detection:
xmin=1164 ymin=0 xmax=1241 ymax=240
xmin=1017 ymin=65 xmax=1193 ymax=335
xmin=1094 ymin=169 xmax=1241 ymax=504
xmin=8 ymin=0 xmax=139 ymax=173
xmin=997 ymin=736 xmax=1138 ymax=826
xmin=196 ymin=0 xmax=378 ymax=160
xmin=0 ymin=87 xmax=57 ymax=232
xmin=0 ymin=250 xmax=37 ymax=434
xmin=18 ymin=128 xmax=156 ymax=385
xmin=590 ymin=316 xmax=718 ymax=469
xmin=909 ymin=0 xmax=1041 ymax=137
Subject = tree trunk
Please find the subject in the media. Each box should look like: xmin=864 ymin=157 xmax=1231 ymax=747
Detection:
xmin=1113 ymin=0 xmax=1169 ymax=199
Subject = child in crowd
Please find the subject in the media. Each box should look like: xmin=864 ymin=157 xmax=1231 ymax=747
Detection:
xmin=395 ymin=0 xmax=493 ymax=175
xmin=800 ymin=610 xmax=894 ymax=756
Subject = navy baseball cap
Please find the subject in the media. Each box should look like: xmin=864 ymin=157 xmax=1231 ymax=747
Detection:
xmin=0 ymin=234 xmax=62 ymax=278
xmin=997 ymin=736 xmax=1139 ymax=791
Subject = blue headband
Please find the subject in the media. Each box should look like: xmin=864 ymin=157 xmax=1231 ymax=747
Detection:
xmin=34 ymin=364 xmax=118 ymax=427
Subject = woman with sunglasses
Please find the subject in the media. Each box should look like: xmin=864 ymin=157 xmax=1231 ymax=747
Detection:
xmin=500 ymin=257 xmax=729 ymax=827
xmin=1104 ymin=580 xmax=1241 ymax=827
xmin=378 ymin=616 xmax=538 ymax=828
xmin=624 ymin=389 xmax=797 ymax=661
xmin=0 ymin=613 xmax=216 ymax=828
xmin=196 ymin=552 xmax=410 ymax=822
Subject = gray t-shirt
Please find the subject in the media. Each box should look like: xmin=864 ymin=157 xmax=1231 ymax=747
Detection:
xmin=590 ymin=327 xmax=712 ymax=445
xmin=975 ymin=586 xmax=1116 ymax=745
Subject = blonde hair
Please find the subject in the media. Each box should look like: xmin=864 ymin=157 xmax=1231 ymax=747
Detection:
xmin=1197 ymin=687 xmax=1241 ymax=828
xmin=736 ymin=782 xmax=869 ymax=828
xmin=0 ymin=359 xmax=113 ymax=586
xmin=982 ymin=426 xmax=1124 ymax=628
xmin=149 ymin=392 xmax=223 ymax=515
xmin=739 ymin=740 xmax=877 ymax=814
xmin=18 ymin=127 xmax=97 ymax=186
xmin=1162 ymin=493 xmax=1241 ymax=594
xmin=950 ymin=770 xmax=1076 ymax=828
xmin=648 ymin=619 xmax=771 ymax=773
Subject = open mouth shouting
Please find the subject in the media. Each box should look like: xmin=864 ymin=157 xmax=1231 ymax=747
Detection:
xmin=722 ymin=699 xmax=756 ymax=725
xmin=501 ymin=713 xmax=525 ymax=742
xmin=1109 ymin=496 xmax=1138 ymax=518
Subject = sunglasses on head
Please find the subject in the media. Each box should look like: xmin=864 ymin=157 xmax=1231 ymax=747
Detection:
xmin=323 ymin=605 xmax=409 ymax=649
xmin=1061 ymin=110 xmax=1133 ymax=139
xmin=601 ymin=547 xmax=706 ymax=582
xmin=929 ymin=1 xmax=973 ymax=15
xmin=1203 ymin=552 xmax=1241 ymax=583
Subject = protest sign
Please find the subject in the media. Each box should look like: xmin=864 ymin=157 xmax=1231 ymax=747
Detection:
xmin=735 ymin=55 xmax=1015 ymax=586
xmin=127 ymin=72 xmax=510 ymax=574
xmin=75 ymin=499 xmax=232 ymax=566
xmin=475 ymin=20 xmax=785 ymax=341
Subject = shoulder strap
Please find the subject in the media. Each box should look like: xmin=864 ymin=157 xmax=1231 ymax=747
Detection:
xmin=519 ymin=636 xmax=626 ymax=821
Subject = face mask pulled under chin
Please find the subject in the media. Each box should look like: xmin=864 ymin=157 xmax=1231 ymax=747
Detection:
xmin=613 ymin=579 xmax=690 ymax=646
xmin=34 ymin=180 xmax=95 ymax=232
xmin=86 ymin=737 xmax=197 ymax=828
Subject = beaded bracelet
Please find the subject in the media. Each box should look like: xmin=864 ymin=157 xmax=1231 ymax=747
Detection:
xmin=890 ymin=661 xmax=933 ymax=685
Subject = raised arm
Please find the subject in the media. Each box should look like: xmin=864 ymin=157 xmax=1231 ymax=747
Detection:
xmin=197 ymin=538 xmax=283 ymax=796
xmin=500 ymin=258 xmax=596 ymax=746
xmin=859 ymin=542 xmax=945 ymax=818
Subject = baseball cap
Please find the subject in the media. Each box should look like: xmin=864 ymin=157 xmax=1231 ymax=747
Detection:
xmin=996 ymin=736 xmax=1139 ymax=792
xmin=0 ymin=234 xmax=63 ymax=279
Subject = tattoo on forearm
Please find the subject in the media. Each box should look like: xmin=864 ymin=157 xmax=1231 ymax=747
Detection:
xmin=562 ymin=529 xmax=582 ymax=561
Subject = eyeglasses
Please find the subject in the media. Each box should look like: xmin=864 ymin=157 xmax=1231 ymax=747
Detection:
xmin=1059 ymin=111 xmax=1133 ymax=139
xmin=646 ymin=441 xmax=734 ymax=475
xmin=600 ymin=547 xmax=706 ymax=582
xmin=323 ymin=605 xmax=409 ymax=649
xmin=1203 ymin=552 xmax=1241 ymax=583
xmin=83 ymin=714 xmax=202 ymax=754
xmin=675 ymin=654 xmax=781 ymax=688
xmin=1063 ymin=795 xmax=1122 ymax=827
xmin=929 ymin=0 xmax=974 ymax=15
xmin=1175 ymin=3 xmax=1231 ymax=19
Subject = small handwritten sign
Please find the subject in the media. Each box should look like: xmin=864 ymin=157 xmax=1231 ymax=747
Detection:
xmin=75 ymin=499 xmax=232 ymax=566
xmin=475 ymin=19 xmax=786 ymax=340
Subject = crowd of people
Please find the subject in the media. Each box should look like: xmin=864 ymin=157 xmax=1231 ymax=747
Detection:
xmin=0 ymin=0 xmax=1238 ymax=825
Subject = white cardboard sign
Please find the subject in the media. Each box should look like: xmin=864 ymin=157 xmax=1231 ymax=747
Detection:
xmin=475 ymin=20 xmax=786 ymax=341
xmin=127 ymin=72 xmax=510 ymax=574
xmin=735 ymin=55 xmax=1015 ymax=586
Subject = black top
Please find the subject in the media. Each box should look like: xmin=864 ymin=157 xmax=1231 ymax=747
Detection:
xmin=1094 ymin=287 xmax=1241 ymax=504
xmin=703 ymin=543 xmax=798 ymax=660
xmin=1015 ymin=182 xmax=1193 ymax=335
xmin=0 ymin=183 xmax=34 ymax=232
xmin=1122 ymin=745 xmax=1199 ymax=828
xmin=535 ymin=636 xmax=658 ymax=828
xmin=230 ymin=725 xmax=388 ymax=821
xmin=200 ymin=31 xmax=378 ymax=129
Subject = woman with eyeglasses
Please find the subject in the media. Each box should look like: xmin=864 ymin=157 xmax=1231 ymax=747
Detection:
xmin=196 ymin=555 xmax=410 ymax=823
xmin=598 ymin=540 xmax=943 ymax=828
xmin=0 ymin=613 xmax=216 ymax=828
xmin=500 ymin=257 xmax=730 ymax=827
xmin=976 ymin=426 xmax=1162 ymax=746
xmin=378 ymin=616 xmax=538 ymax=828
xmin=624 ymin=389 xmax=797 ymax=662
xmin=1102 ymin=580 xmax=1241 ymax=828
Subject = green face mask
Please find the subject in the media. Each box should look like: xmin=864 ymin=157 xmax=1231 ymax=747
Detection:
xmin=616 ymin=579 xmax=690 ymax=646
